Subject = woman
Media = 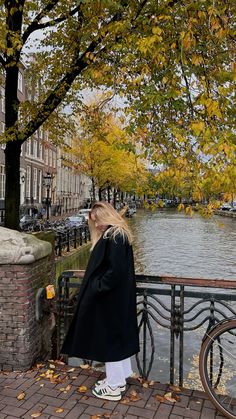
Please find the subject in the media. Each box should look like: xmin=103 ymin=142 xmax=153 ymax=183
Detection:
xmin=61 ymin=201 xmax=139 ymax=401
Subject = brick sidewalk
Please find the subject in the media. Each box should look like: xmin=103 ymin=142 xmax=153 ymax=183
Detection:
xmin=0 ymin=363 xmax=224 ymax=419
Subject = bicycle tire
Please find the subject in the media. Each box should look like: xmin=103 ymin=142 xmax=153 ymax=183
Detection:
xmin=199 ymin=319 xmax=236 ymax=419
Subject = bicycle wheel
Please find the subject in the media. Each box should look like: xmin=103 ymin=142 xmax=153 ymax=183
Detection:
xmin=199 ymin=319 xmax=236 ymax=419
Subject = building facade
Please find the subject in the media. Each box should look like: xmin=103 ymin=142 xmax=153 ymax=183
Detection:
xmin=0 ymin=67 xmax=91 ymax=221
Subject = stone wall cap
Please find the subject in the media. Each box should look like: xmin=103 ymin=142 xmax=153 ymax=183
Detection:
xmin=0 ymin=227 xmax=52 ymax=264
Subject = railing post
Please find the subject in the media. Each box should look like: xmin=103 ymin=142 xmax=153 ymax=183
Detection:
xmin=58 ymin=233 xmax=62 ymax=257
xmin=66 ymin=230 xmax=70 ymax=252
xmin=142 ymin=290 xmax=148 ymax=379
xmin=170 ymin=285 xmax=175 ymax=385
xmin=179 ymin=285 xmax=184 ymax=387
xmin=74 ymin=228 xmax=77 ymax=249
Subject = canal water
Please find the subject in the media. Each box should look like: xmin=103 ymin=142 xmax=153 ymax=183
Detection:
xmin=130 ymin=209 xmax=236 ymax=279
xmin=67 ymin=209 xmax=236 ymax=387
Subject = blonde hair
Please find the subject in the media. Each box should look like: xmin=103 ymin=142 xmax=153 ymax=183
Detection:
xmin=89 ymin=201 xmax=133 ymax=249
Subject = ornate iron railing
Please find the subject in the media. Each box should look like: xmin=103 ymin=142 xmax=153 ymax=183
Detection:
xmin=56 ymin=271 xmax=236 ymax=386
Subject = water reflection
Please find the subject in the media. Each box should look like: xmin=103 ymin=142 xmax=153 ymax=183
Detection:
xmin=129 ymin=209 xmax=236 ymax=279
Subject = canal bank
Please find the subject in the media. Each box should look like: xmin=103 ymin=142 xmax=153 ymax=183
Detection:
xmin=55 ymin=242 xmax=91 ymax=279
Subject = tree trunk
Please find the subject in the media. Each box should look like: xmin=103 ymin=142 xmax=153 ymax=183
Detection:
xmin=5 ymin=141 xmax=22 ymax=230
xmin=98 ymin=188 xmax=102 ymax=201
xmin=4 ymin=64 xmax=22 ymax=229
xmin=107 ymin=185 xmax=111 ymax=203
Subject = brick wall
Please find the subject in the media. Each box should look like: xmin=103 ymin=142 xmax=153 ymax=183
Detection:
xmin=0 ymin=255 xmax=55 ymax=371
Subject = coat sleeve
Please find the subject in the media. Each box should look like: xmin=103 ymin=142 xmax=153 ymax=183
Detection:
xmin=91 ymin=234 xmax=128 ymax=294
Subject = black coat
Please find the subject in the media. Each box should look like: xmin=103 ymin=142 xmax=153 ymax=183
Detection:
xmin=61 ymin=231 xmax=140 ymax=362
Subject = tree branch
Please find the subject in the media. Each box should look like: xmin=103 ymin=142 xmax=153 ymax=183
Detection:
xmin=0 ymin=54 xmax=6 ymax=68
xmin=22 ymin=1 xmax=82 ymax=44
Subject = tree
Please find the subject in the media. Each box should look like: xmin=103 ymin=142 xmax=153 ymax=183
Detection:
xmin=0 ymin=0 xmax=149 ymax=229
xmin=71 ymin=103 xmax=149 ymax=201
xmin=0 ymin=0 xmax=235 ymax=229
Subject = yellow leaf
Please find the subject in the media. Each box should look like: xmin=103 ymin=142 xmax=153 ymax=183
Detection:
xmin=164 ymin=392 xmax=178 ymax=402
xmin=17 ymin=392 xmax=26 ymax=400
xmin=152 ymin=26 xmax=162 ymax=35
xmin=55 ymin=408 xmax=64 ymax=413
xmin=31 ymin=414 xmax=42 ymax=418
xmin=79 ymin=364 xmax=90 ymax=369
xmin=77 ymin=386 xmax=87 ymax=393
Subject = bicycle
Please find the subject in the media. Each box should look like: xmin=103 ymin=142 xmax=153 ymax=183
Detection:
xmin=199 ymin=317 xmax=236 ymax=419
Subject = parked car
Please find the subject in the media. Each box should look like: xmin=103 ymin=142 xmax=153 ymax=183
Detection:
xmin=220 ymin=203 xmax=232 ymax=211
xmin=19 ymin=215 xmax=36 ymax=230
xmin=76 ymin=209 xmax=91 ymax=222
xmin=65 ymin=215 xmax=86 ymax=228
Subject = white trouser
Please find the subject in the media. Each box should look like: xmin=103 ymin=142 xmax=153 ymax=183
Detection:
xmin=105 ymin=357 xmax=133 ymax=388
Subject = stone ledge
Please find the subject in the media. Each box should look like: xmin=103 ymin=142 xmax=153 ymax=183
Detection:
xmin=0 ymin=227 xmax=52 ymax=264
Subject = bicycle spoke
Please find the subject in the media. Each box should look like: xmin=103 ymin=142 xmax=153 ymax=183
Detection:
xmin=200 ymin=321 xmax=236 ymax=419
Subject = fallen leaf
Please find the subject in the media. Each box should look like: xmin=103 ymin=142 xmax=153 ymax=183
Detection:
xmin=65 ymin=384 xmax=72 ymax=391
xmin=17 ymin=392 xmax=26 ymax=400
xmin=103 ymin=414 xmax=112 ymax=418
xmin=149 ymin=380 xmax=155 ymax=386
xmin=79 ymin=364 xmax=90 ymax=369
xmin=49 ymin=364 xmax=55 ymax=369
xmin=67 ymin=368 xmax=75 ymax=372
xmin=91 ymin=416 xmax=101 ymax=419
xmin=77 ymin=385 xmax=87 ymax=393
xmin=120 ymin=397 xmax=130 ymax=404
xmin=54 ymin=360 xmax=65 ymax=365
xmin=142 ymin=382 xmax=149 ymax=388
xmin=31 ymin=413 xmax=42 ymax=418
xmin=129 ymin=389 xmax=142 ymax=401
xmin=81 ymin=395 xmax=89 ymax=400
xmin=55 ymin=408 xmax=64 ymax=413
xmin=169 ymin=384 xmax=181 ymax=393
xmin=39 ymin=384 xmax=44 ymax=387
xmin=155 ymin=394 xmax=166 ymax=403
xmin=164 ymin=392 xmax=180 ymax=403
xmin=36 ymin=364 xmax=44 ymax=369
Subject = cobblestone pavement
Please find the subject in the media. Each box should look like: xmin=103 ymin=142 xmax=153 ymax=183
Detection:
xmin=0 ymin=363 xmax=224 ymax=419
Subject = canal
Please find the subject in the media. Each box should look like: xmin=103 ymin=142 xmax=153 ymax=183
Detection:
xmin=63 ymin=209 xmax=236 ymax=387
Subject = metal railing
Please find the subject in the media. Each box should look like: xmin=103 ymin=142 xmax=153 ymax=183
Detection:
xmin=54 ymin=226 xmax=90 ymax=256
xmin=56 ymin=271 xmax=236 ymax=386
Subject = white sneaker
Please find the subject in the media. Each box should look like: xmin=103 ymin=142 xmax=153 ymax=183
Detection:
xmin=95 ymin=378 xmax=126 ymax=392
xmin=92 ymin=382 xmax=121 ymax=401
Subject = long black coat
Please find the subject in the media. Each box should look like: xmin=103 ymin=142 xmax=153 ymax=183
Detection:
xmin=61 ymin=231 xmax=140 ymax=362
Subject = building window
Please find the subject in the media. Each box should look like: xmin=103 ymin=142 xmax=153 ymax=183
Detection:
xmin=33 ymin=168 xmax=37 ymax=200
xmin=39 ymin=143 xmax=43 ymax=160
xmin=26 ymin=166 xmax=31 ymax=198
xmin=33 ymin=140 xmax=37 ymax=158
xmin=0 ymin=122 xmax=5 ymax=149
xmin=0 ymin=165 xmax=5 ymax=199
xmin=0 ymin=86 xmax=5 ymax=113
xmin=18 ymin=72 xmax=23 ymax=92
xmin=45 ymin=147 xmax=48 ymax=165
xmin=25 ymin=138 xmax=31 ymax=155
xmin=38 ymin=169 xmax=42 ymax=203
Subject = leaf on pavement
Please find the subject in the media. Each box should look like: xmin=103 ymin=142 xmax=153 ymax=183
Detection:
xmin=79 ymin=364 xmax=90 ymax=369
xmin=77 ymin=385 xmax=87 ymax=393
xmin=55 ymin=408 xmax=64 ymax=413
xmin=155 ymin=394 xmax=166 ymax=402
xmin=17 ymin=392 xmax=26 ymax=400
xmin=164 ymin=391 xmax=180 ymax=402
xmin=31 ymin=413 xmax=42 ymax=418
xmin=169 ymin=384 xmax=181 ymax=393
